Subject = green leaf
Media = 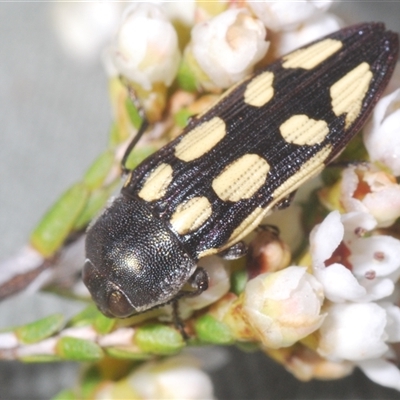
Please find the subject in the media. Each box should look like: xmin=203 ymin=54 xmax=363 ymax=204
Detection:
xmin=125 ymin=98 xmax=143 ymax=129
xmin=176 ymin=59 xmax=198 ymax=92
xmin=174 ymin=109 xmax=194 ymax=128
xmin=124 ymin=146 xmax=156 ymax=171
xmin=194 ymin=315 xmax=234 ymax=344
xmin=15 ymin=314 xmax=64 ymax=344
xmin=30 ymin=183 xmax=89 ymax=257
xmin=69 ymin=304 xmax=101 ymax=327
xmin=106 ymin=347 xmax=153 ymax=360
xmin=73 ymin=184 xmax=117 ymax=231
xmin=20 ymin=355 xmax=62 ymax=363
xmin=56 ymin=337 xmax=103 ymax=361
xmin=52 ymin=389 xmax=78 ymax=400
xmin=80 ymin=365 xmax=102 ymax=399
xmin=94 ymin=313 xmax=116 ymax=335
xmin=230 ymin=270 xmax=248 ymax=295
xmin=135 ymin=324 xmax=185 ymax=355
xmin=83 ymin=151 xmax=115 ymax=190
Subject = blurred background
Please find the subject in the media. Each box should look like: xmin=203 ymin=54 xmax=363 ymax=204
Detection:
xmin=1 ymin=2 xmax=400 ymax=399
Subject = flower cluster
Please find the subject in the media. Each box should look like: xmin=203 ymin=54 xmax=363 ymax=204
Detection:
xmin=3 ymin=1 xmax=400 ymax=398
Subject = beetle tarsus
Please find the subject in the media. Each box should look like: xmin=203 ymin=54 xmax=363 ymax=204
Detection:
xmin=219 ymin=241 xmax=248 ymax=260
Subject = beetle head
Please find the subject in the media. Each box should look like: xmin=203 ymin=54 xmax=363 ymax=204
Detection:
xmin=83 ymin=195 xmax=196 ymax=318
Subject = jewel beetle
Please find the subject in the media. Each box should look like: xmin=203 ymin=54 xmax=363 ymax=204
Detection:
xmin=83 ymin=23 xmax=399 ymax=319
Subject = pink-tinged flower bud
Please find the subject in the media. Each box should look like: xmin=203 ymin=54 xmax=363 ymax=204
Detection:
xmin=340 ymin=164 xmax=400 ymax=228
xmin=187 ymin=9 xmax=269 ymax=90
xmin=111 ymin=3 xmax=181 ymax=90
xmin=242 ymin=267 xmax=325 ymax=348
xmin=248 ymin=0 xmax=332 ymax=32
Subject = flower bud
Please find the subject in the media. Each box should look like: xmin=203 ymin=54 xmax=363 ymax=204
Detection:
xmin=242 ymin=266 xmax=325 ymax=348
xmin=248 ymin=0 xmax=332 ymax=32
xmin=186 ymin=9 xmax=269 ymax=90
xmin=340 ymin=164 xmax=400 ymax=227
xmin=111 ymin=3 xmax=181 ymax=91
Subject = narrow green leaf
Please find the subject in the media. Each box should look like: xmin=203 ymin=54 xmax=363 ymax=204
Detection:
xmin=135 ymin=324 xmax=184 ymax=355
xmin=15 ymin=314 xmax=64 ymax=344
xmin=52 ymin=389 xmax=77 ymax=400
xmin=174 ymin=109 xmax=194 ymax=128
xmin=20 ymin=355 xmax=62 ymax=363
xmin=125 ymin=98 xmax=143 ymax=129
xmin=94 ymin=313 xmax=116 ymax=335
xmin=230 ymin=270 xmax=248 ymax=296
xmin=30 ymin=183 xmax=89 ymax=257
xmin=194 ymin=315 xmax=234 ymax=344
xmin=176 ymin=58 xmax=198 ymax=92
xmin=56 ymin=337 xmax=103 ymax=361
xmin=124 ymin=146 xmax=156 ymax=171
xmin=83 ymin=151 xmax=115 ymax=190
xmin=106 ymin=347 xmax=153 ymax=360
xmin=73 ymin=184 xmax=117 ymax=231
xmin=69 ymin=304 xmax=101 ymax=327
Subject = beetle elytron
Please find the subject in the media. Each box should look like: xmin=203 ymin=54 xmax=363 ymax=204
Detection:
xmin=83 ymin=23 xmax=399 ymax=319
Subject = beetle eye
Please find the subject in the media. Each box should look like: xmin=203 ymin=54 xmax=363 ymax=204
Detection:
xmin=107 ymin=290 xmax=136 ymax=318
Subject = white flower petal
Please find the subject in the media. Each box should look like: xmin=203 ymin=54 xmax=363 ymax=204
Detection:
xmin=112 ymin=3 xmax=181 ymax=90
xmin=362 ymin=185 xmax=400 ymax=227
xmin=341 ymin=211 xmax=377 ymax=243
xmin=243 ymin=267 xmax=325 ymax=348
xmin=248 ymin=0 xmax=332 ymax=32
xmin=349 ymin=236 xmax=400 ymax=278
xmin=363 ymin=88 xmax=400 ymax=176
xmin=358 ymin=358 xmax=400 ymax=391
xmin=275 ymin=13 xmax=343 ymax=56
xmin=380 ymin=302 xmax=400 ymax=342
xmin=358 ymin=277 xmax=394 ymax=302
xmin=318 ymin=303 xmax=388 ymax=361
xmin=191 ymin=9 xmax=269 ymax=88
xmin=314 ymin=263 xmax=366 ymax=302
xmin=310 ymin=211 xmax=343 ymax=268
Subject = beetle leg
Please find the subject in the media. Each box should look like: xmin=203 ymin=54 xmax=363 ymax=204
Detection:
xmin=219 ymin=241 xmax=248 ymax=260
xmin=121 ymin=84 xmax=149 ymax=174
xmin=274 ymin=191 xmax=296 ymax=210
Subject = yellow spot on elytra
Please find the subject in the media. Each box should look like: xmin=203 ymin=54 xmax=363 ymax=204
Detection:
xmin=244 ymin=71 xmax=274 ymax=107
xmin=330 ymin=62 xmax=373 ymax=128
xmin=282 ymin=39 xmax=343 ymax=70
xmin=175 ymin=117 xmax=226 ymax=162
xmin=138 ymin=163 xmax=173 ymax=201
xmin=280 ymin=114 xmax=329 ymax=145
xmin=272 ymin=145 xmax=332 ymax=200
xmin=212 ymin=154 xmax=270 ymax=202
xmin=170 ymin=197 xmax=212 ymax=235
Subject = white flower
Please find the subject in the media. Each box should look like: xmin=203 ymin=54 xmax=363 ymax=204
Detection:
xmin=363 ymin=88 xmax=400 ymax=176
xmin=242 ymin=266 xmax=325 ymax=349
xmin=190 ymin=8 xmax=269 ymax=89
xmin=51 ymin=2 xmax=122 ymax=63
xmin=340 ymin=164 xmax=400 ymax=228
xmin=94 ymin=355 xmax=215 ymax=400
xmin=317 ymin=302 xmax=390 ymax=361
xmin=310 ymin=211 xmax=400 ymax=303
xmin=274 ymin=13 xmax=343 ymax=56
xmin=111 ymin=3 xmax=181 ymax=90
xmin=358 ymin=358 xmax=400 ymax=392
xmin=248 ymin=0 xmax=332 ymax=32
